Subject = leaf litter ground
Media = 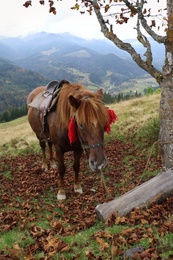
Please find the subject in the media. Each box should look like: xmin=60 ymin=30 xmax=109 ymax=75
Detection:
xmin=1 ymin=139 xmax=173 ymax=259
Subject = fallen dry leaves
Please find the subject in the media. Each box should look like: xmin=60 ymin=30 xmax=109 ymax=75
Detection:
xmin=1 ymin=139 xmax=173 ymax=259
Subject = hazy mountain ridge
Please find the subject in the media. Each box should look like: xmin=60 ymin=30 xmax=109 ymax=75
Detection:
xmin=0 ymin=32 xmax=147 ymax=86
xmin=0 ymin=32 xmax=163 ymax=112
xmin=0 ymin=32 xmax=164 ymax=66
xmin=0 ymin=32 xmax=164 ymax=82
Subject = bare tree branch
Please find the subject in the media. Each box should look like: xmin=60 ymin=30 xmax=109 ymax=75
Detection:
xmin=134 ymin=0 xmax=166 ymax=44
xmin=92 ymin=0 xmax=163 ymax=82
xmin=135 ymin=1 xmax=152 ymax=66
xmin=136 ymin=19 xmax=153 ymax=65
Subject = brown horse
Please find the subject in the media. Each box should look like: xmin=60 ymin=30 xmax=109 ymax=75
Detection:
xmin=27 ymin=82 xmax=116 ymax=200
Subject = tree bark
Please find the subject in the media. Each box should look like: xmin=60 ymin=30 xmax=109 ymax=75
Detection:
xmin=159 ymin=0 xmax=173 ymax=169
xmin=96 ymin=169 xmax=173 ymax=222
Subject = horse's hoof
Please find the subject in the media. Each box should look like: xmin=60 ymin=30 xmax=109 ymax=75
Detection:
xmin=74 ymin=186 xmax=83 ymax=194
xmin=50 ymin=160 xmax=58 ymax=169
xmin=42 ymin=165 xmax=48 ymax=172
xmin=51 ymin=164 xmax=58 ymax=169
xmin=57 ymin=192 xmax=66 ymax=200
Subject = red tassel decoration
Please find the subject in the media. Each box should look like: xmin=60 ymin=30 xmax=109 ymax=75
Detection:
xmin=108 ymin=109 xmax=117 ymax=124
xmin=104 ymin=109 xmax=117 ymax=134
xmin=68 ymin=117 xmax=76 ymax=145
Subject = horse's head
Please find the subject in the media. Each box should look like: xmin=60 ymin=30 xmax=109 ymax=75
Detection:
xmin=68 ymin=89 xmax=110 ymax=172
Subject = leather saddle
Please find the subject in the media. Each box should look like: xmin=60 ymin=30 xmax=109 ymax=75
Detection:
xmin=40 ymin=80 xmax=69 ymax=114
xmin=29 ymin=79 xmax=69 ymax=133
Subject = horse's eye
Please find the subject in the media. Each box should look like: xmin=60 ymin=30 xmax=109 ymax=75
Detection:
xmin=78 ymin=124 xmax=84 ymax=129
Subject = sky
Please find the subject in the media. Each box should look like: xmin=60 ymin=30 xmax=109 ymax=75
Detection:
xmin=0 ymin=0 xmax=167 ymax=40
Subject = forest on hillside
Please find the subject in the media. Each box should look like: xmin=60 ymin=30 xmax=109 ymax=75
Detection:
xmin=0 ymin=87 xmax=159 ymax=123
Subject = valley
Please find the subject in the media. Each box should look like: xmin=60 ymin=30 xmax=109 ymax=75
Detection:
xmin=0 ymin=32 xmax=162 ymax=117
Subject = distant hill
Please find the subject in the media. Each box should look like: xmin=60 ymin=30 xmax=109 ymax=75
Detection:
xmin=0 ymin=32 xmax=147 ymax=88
xmin=0 ymin=32 xmax=164 ymax=68
xmin=0 ymin=32 xmax=163 ymax=113
xmin=0 ymin=58 xmax=48 ymax=112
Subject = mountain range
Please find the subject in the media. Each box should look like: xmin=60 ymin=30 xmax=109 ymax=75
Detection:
xmin=0 ymin=32 xmax=164 ymax=113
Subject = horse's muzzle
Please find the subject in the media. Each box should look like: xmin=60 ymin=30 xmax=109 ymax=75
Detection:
xmin=89 ymin=158 xmax=107 ymax=172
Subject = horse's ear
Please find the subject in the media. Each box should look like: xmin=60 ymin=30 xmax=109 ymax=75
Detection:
xmin=69 ymin=95 xmax=81 ymax=109
xmin=95 ymin=88 xmax=103 ymax=99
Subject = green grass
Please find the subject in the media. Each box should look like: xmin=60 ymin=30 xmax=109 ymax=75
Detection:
xmin=0 ymin=229 xmax=34 ymax=251
xmin=0 ymin=139 xmax=41 ymax=157
xmin=159 ymin=233 xmax=173 ymax=259
xmin=0 ymin=218 xmax=122 ymax=259
xmin=32 ymin=220 xmax=51 ymax=230
xmin=0 ymin=171 xmax=13 ymax=180
xmin=135 ymin=117 xmax=160 ymax=150
xmin=62 ymin=224 xmax=105 ymax=259
xmin=0 ymin=219 xmax=169 ymax=260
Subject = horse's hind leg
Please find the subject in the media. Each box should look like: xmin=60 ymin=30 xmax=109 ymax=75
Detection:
xmin=73 ymin=150 xmax=83 ymax=194
xmin=48 ymin=141 xmax=57 ymax=169
xmin=39 ymin=140 xmax=48 ymax=171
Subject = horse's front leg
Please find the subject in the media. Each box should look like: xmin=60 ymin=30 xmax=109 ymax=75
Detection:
xmin=56 ymin=152 xmax=66 ymax=200
xmin=39 ymin=140 xmax=48 ymax=171
xmin=48 ymin=141 xmax=57 ymax=169
xmin=73 ymin=150 xmax=83 ymax=194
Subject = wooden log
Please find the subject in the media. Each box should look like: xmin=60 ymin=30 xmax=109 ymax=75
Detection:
xmin=96 ymin=169 xmax=173 ymax=222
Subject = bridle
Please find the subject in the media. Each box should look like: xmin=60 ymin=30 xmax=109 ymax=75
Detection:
xmin=73 ymin=114 xmax=104 ymax=151
xmin=81 ymin=143 xmax=104 ymax=150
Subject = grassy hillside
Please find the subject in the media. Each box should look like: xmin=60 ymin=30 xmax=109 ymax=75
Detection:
xmin=0 ymin=116 xmax=37 ymax=153
xmin=2 ymin=94 xmax=172 ymax=260
xmin=0 ymin=93 xmax=160 ymax=155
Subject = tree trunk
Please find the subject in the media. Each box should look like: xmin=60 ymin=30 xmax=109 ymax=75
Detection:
xmin=159 ymin=0 xmax=173 ymax=169
xmin=159 ymin=78 xmax=173 ymax=169
xmin=96 ymin=169 xmax=173 ymax=222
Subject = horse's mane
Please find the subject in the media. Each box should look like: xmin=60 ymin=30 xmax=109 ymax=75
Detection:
xmin=57 ymin=83 xmax=109 ymax=131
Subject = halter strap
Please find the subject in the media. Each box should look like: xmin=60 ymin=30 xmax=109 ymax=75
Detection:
xmin=81 ymin=142 xmax=104 ymax=150
xmin=72 ymin=114 xmax=104 ymax=150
